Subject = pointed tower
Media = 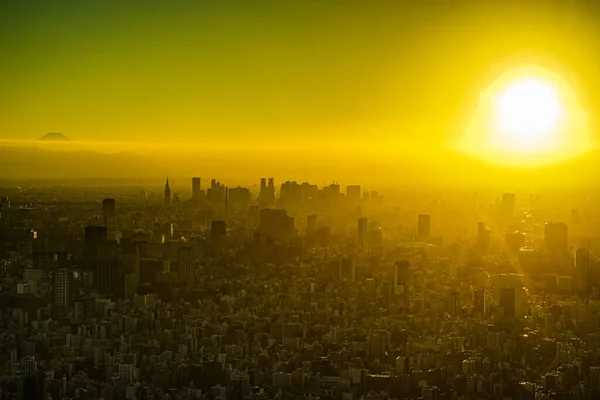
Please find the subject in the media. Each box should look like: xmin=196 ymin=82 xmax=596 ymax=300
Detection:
xmin=164 ymin=177 xmax=171 ymax=206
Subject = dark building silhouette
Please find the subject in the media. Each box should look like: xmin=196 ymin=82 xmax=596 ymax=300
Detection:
xmin=418 ymin=214 xmax=431 ymax=238
xmin=102 ymin=198 xmax=116 ymax=224
xmin=95 ymin=242 xmax=124 ymax=298
xmin=575 ymin=248 xmax=590 ymax=294
xmin=53 ymin=269 xmax=72 ymax=308
xmin=394 ymin=260 xmax=410 ymax=289
xmin=84 ymin=225 xmax=108 ymax=270
xmin=346 ymin=185 xmax=361 ymax=206
xmin=178 ymin=246 xmax=193 ymax=285
xmin=192 ymin=177 xmax=201 ymax=200
xmin=211 ymin=220 xmax=227 ymax=237
xmin=499 ymin=287 xmax=516 ymax=317
xmin=358 ymin=217 xmax=368 ymax=252
xmin=164 ymin=177 xmax=171 ymax=206
xmin=544 ymin=222 xmax=568 ymax=251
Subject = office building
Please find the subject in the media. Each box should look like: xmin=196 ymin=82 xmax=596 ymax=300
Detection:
xmin=178 ymin=246 xmax=193 ymax=285
xmin=95 ymin=242 xmax=124 ymax=298
xmin=102 ymin=198 xmax=116 ymax=225
xmin=53 ymin=269 xmax=72 ymax=308
xmin=474 ymin=289 xmax=487 ymax=316
xmin=306 ymin=214 xmax=317 ymax=232
xmin=418 ymin=214 xmax=431 ymax=238
xmin=339 ymin=257 xmax=356 ymax=282
xmin=211 ymin=220 xmax=227 ymax=237
xmin=394 ymin=260 xmax=410 ymax=293
xmin=575 ymin=248 xmax=590 ymax=294
xmin=544 ymin=222 xmax=568 ymax=251
xmin=346 ymin=185 xmax=361 ymax=206
xmin=192 ymin=177 xmax=201 ymax=200
xmin=358 ymin=217 xmax=368 ymax=252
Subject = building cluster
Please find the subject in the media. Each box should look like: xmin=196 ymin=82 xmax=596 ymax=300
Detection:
xmin=0 ymin=180 xmax=600 ymax=400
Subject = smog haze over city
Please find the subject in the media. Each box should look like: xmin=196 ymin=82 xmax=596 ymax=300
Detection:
xmin=2 ymin=1 xmax=600 ymax=400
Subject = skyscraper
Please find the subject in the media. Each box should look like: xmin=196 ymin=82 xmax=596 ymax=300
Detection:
xmin=358 ymin=217 xmax=368 ymax=252
xmin=102 ymin=198 xmax=116 ymax=225
xmin=575 ymin=248 xmax=590 ymax=294
xmin=346 ymin=185 xmax=361 ymax=206
xmin=178 ymin=246 xmax=193 ymax=286
xmin=544 ymin=222 xmax=568 ymax=251
xmin=95 ymin=242 xmax=124 ymax=298
xmin=192 ymin=177 xmax=201 ymax=200
xmin=394 ymin=260 xmax=410 ymax=290
xmin=418 ymin=214 xmax=431 ymax=238
xmin=164 ymin=177 xmax=171 ymax=206
xmin=53 ymin=269 xmax=72 ymax=308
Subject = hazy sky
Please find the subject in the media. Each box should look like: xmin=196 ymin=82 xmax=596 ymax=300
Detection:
xmin=1 ymin=0 xmax=599 ymax=145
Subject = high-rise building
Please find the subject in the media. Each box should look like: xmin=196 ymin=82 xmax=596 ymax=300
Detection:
xmin=346 ymin=185 xmax=361 ymax=206
xmin=575 ymin=248 xmax=590 ymax=294
xmin=178 ymin=246 xmax=193 ymax=285
xmin=164 ymin=177 xmax=171 ymax=206
xmin=394 ymin=260 xmax=410 ymax=290
xmin=418 ymin=214 xmax=431 ymax=238
xmin=84 ymin=225 xmax=108 ymax=270
xmin=102 ymin=198 xmax=116 ymax=225
xmin=358 ymin=217 xmax=368 ymax=252
xmin=211 ymin=220 xmax=227 ymax=237
xmin=339 ymin=258 xmax=356 ymax=282
xmin=53 ymin=269 xmax=72 ymax=308
xmin=396 ymin=356 xmax=409 ymax=375
xmin=544 ymin=222 xmax=568 ymax=251
xmin=95 ymin=242 xmax=124 ymax=298
xmin=192 ymin=177 xmax=201 ymax=200
xmin=499 ymin=287 xmax=516 ymax=317
xmin=259 ymin=209 xmax=294 ymax=243
xmin=474 ymin=289 xmax=487 ymax=316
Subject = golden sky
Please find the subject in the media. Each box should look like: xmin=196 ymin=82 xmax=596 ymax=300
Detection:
xmin=1 ymin=0 xmax=599 ymax=149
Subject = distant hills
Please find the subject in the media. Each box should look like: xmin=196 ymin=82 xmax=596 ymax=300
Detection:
xmin=38 ymin=132 xmax=70 ymax=141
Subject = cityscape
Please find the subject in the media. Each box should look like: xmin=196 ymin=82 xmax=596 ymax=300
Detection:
xmin=2 ymin=1 xmax=600 ymax=399
xmin=0 ymin=178 xmax=599 ymax=400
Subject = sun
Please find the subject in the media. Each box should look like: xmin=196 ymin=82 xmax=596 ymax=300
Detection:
xmin=458 ymin=66 xmax=591 ymax=167
xmin=495 ymin=78 xmax=563 ymax=152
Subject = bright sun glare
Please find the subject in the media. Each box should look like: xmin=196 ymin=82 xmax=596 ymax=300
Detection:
xmin=459 ymin=66 xmax=591 ymax=167
xmin=496 ymin=78 xmax=562 ymax=150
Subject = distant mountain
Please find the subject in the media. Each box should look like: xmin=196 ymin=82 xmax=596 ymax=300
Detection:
xmin=38 ymin=132 xmax=70 ymax=141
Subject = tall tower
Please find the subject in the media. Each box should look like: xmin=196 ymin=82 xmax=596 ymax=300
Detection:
xmin=358 ymin=217 xmax=368 ymax=252
xmin=53 ymin=269 xmax=72 ymax=308
xmin=575 ymin=248 xmax=590 ymax=294
xmin=192 ymin=177 xmax=201 ymax=201
xmin=164 ymin=177 xmax=171 ymax=206
xmin=178 ymin=246 xmax=193 ymax=286
xmin=418 ymin=214 xmax=431 ymax=238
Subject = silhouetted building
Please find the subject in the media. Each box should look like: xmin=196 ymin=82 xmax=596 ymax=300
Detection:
xmin=102 ymin=198 xmax=116 ymax=225
xmin=575 ymin=248 xmax=590 ymax=294
xmin=95 ymin=242 xmax=124 ymax=298
xmin=84 ymin=225 xmax=108 ymax=270
xmin=192 ymin=177 xmax=201 ymax=200
xmin=418 ymin=214 xmax=431 ymax=238
xmin=164 ymin=177 xmax=171 ymax=206
xmin=358 ymin=217 xmax=368 ymax=252
xmin=346 ymin=185 xmax=361 ymax=206
xmin=394 ymin=261 xmax=410 ymax=293
xmin=259 ymin=209 xmax=294 ymax=243
xmin=211 ymin=220 xmax=227 ymax=237
xmin=544 ymin=222 xmax=568 ymax=251
xmin=53 ymin=269 xmax=72 ymax=308
xmin=339 ymin=257 xmax=356 ymax=282
xmin=474 ymin=289 xmax=487 ymax=316
xmin=178 ymin=246 xmax=193 ymax=286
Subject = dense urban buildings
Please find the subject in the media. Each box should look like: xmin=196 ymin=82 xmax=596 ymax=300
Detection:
xmin=0 ymin=178 xmax=599 ymax=400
